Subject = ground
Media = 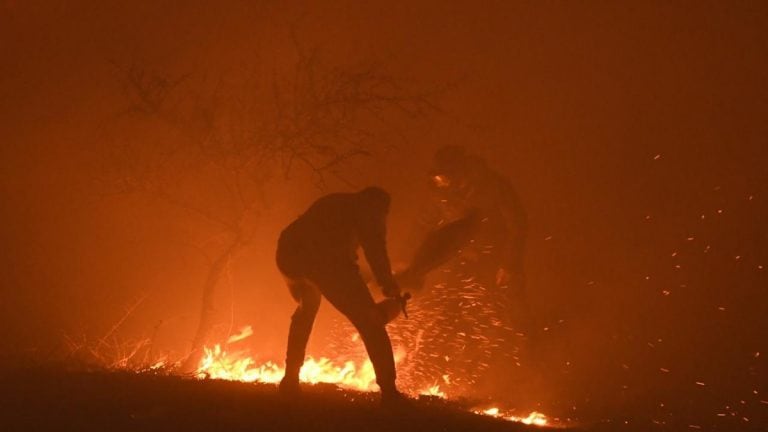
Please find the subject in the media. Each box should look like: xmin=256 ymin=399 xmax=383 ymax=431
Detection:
xmin=0 ymin=368 xmax=554 ymax=432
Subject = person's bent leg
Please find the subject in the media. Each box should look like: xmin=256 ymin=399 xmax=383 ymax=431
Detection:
xmin=281 ymin=278 xmax=321 ymax=391
xmin=350 ymin=310 xmax=398 ymax=395
xmin=313 ymin=268 xmax=399 ymax=397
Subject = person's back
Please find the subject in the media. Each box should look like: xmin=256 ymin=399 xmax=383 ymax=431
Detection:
xmin=279 ymin=192 xmax=361 ymax=266
xmin=278 ymin=189 xmax=394 ymax=289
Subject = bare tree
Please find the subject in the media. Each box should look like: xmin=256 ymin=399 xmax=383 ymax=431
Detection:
xmin=99 ymin=44 xmax=434 ymax=372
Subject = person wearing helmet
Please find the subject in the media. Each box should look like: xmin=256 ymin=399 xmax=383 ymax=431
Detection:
xmin=429 ymin=145 xmax=528 ymax=292
xmin=402 ymin=145 xmax=530 ymax=396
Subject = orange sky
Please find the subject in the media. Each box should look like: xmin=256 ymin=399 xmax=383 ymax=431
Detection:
xmin=1 ymin=1 xmax=767 ymax=424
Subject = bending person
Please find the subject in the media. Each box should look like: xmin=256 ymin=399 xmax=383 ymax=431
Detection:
xmin=276 ymin=186 xmax=404 ymax=404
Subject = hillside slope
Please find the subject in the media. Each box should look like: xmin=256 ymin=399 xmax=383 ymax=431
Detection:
xmin=0 ymin=369 xmax=550 ymax=432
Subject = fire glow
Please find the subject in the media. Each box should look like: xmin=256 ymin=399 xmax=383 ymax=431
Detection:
xmin=476 ymin=407 xmax=549 ymax=426
xmin=197 ymin=343 xmax=378 ymax=390
xmin=194 ymin=326 xmax=548 ymax=427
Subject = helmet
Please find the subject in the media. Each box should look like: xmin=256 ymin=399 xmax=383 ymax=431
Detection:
xmin=430 ymin=145 xmax=469 ymax=188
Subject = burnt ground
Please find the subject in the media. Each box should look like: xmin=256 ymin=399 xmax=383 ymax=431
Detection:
xmin=0 ymin=368 xmax=560 ymax=432
xmin=1 ymin=368 xmax=765 ymax=431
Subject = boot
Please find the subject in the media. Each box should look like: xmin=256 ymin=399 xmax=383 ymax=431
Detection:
xmin=380 ymin=389 xmax=412 ymax=409
xmin=278 ymin=375 xmax=302 ymax=396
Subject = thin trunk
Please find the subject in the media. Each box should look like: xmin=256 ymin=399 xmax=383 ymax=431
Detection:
xmin=181 ymin=239 xmax=241 ymax=372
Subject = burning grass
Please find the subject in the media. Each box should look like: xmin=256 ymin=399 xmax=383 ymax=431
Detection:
xmin=56 ymin=325 xmax=555 ymax=428
xmin=189 ymin=326 xmax=553 ymax=428
xmin=0 ymin=367 xmax=552 ymax=432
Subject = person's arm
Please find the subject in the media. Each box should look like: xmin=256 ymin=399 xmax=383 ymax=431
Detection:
xmin=359 ymin=210 xmax=399 ymax=297
xmin=495 ymin=179 xmax=528 ymax=285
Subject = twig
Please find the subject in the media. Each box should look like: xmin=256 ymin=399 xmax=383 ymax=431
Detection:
xmin=99 ymin=291 xmax=150 ymax=346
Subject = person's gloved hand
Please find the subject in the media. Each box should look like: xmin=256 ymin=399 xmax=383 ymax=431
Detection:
xmin=382 ymin=280 xmax=401 ymax=298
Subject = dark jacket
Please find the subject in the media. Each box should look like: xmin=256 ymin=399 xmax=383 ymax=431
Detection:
xmin=277 ymin=192 xmax=396 ymax=289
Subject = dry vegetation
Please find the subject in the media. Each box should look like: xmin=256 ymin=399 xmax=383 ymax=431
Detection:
xmin=0 ymin=368 xmax=543 ymax=432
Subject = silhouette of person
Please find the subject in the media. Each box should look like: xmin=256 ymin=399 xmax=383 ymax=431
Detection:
xmin=427 ymin=145 xmax=528 ymax=303
xmin=395 ymin=145 xmax=530 ymax=395
xmin=276 ymin=186 xmax=405 ymax=404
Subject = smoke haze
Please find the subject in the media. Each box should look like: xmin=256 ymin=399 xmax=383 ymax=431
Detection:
xmin=2 ymin=0 xmax=766 ymax=425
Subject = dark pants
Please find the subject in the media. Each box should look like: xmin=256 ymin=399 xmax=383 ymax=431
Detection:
xmin=279 ymin=261 xmax=397 ymax=395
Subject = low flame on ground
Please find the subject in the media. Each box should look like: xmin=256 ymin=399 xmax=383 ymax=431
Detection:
xmin=198 ymin=343 xmax=379 ymax=390
xmin=194 ymin=326 xmax=548 ymax=427
xmin=477 ymin=407 xmax=548 ymax=426
xmin=419 ymin=383 xmax=447 ymax=398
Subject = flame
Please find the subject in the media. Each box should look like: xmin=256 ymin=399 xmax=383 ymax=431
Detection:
xmin=198 ymin=345 xmax=448 ymax=398
xmin=226 ymin=326 xmax=254 ymax=344
xmin=419 ymin=383 xmax=446 ymax=398
xmin=509 ymin=411 xmax=548 ymax=426
xmin=507 ymin=411 xmax=548 ymax=426
xmin=197 ymin=344 xmax=378 ymax=391
xmin=193 ymin=327 xmax=549 ymax=427
xmin=197 ymin=344 xmax=284 ymax=384
xmin=475 ymin=407 xmax=548 ymax=426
